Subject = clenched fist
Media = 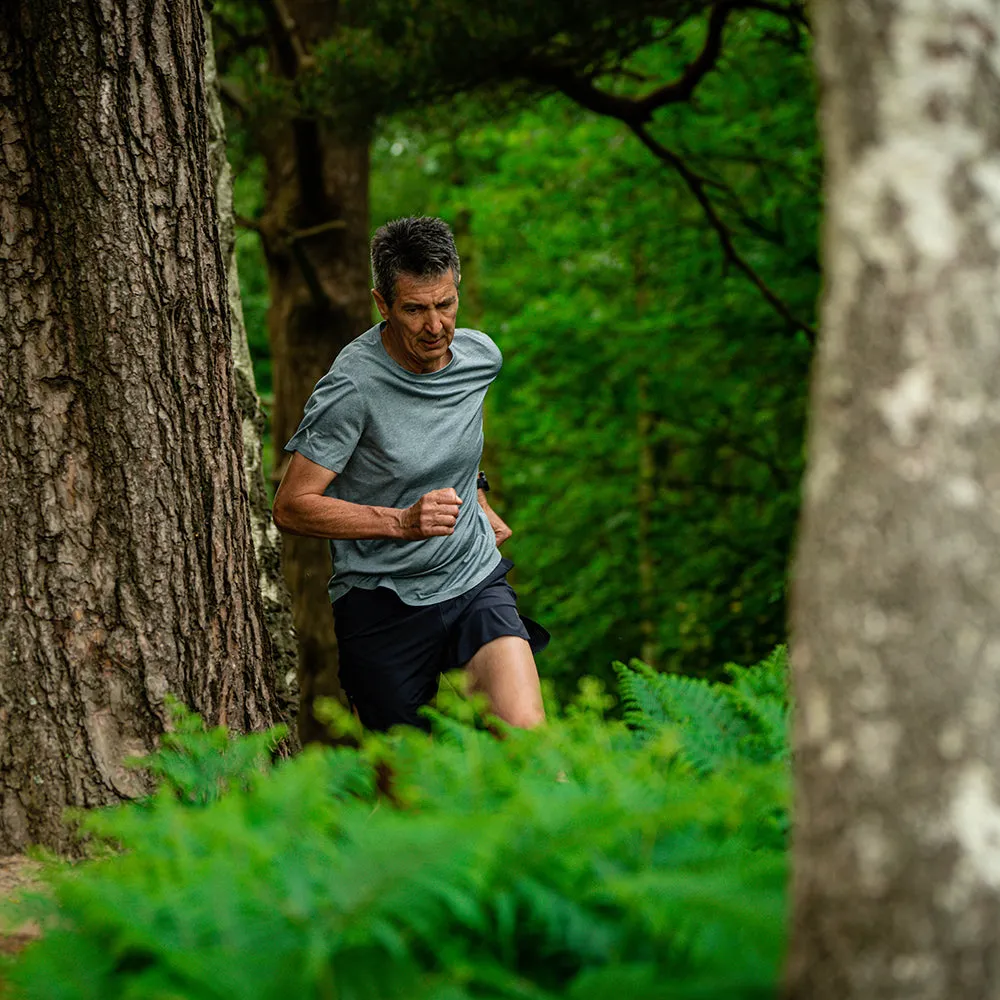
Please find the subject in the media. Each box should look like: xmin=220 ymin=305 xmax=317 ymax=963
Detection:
xmin=400 ymin=488 xmax=463 ymax=540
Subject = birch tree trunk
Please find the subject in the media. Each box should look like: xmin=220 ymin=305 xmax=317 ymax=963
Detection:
xmin=788 ymin=2 xmax=1000 ymax=996
xmin=0 ymin=0 xmax=282 ymax=852
xmin=204 ymin=13 xmax=299 ymax=736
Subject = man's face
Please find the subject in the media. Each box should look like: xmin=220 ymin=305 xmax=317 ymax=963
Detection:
xmin=373 ymin=270 xmax=459 ymax=374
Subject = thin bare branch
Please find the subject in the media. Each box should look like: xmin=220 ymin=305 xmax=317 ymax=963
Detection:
xmin=287 ymin=219 xmax=347 ymax=242
xmin=630 ymin=123 xmax=816 ymax=342
xmin=631 ymin=2 xmax=732 ymax=117
xmin=235 ymin=215 xmax=263 ymax=234
xmin=661 ymin=410 xmax=792 ymax=489
xmin=217 ymin=77 xmax=249 ymax=115
xmin=523 ymin=3 xmax=732 ymax=125
xmin=525 ymin=1 xmax=807 ymax=125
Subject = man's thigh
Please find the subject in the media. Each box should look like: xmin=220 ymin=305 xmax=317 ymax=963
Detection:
xmin=333 ymin=587 xmax=445 ymax=732
xmin=446 ymin=563 xmax=547 ymax=729
xmin=465 ymin=636 xmax=545 ymax=729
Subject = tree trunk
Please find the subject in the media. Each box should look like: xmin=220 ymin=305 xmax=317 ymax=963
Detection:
xmin=788 ymin=3 xmax=1000 ymax=996
xmin=631 ymin=243 xmax=658 ymax=668
xmin=257 ymin=0 xmax=372 ymax=745
xmin=0 ymin=0 xmax=282 ymax=853
xmin=636 ymin=372 xmax=658 ymax=668
xmin=204 ymin=12 xmax=299 ymax=737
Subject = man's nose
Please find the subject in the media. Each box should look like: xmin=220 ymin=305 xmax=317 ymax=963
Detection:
xmin=426 ymin=311 xmax=443 ymax=334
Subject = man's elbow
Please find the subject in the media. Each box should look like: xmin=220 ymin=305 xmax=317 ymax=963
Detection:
xmin=271 ymin=493 xmax=298 ymax=535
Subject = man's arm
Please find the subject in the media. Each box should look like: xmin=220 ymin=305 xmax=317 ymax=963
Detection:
xmin=272 ymin=451 xmax=462 ymax=541
xmin=477 ymin=487 xmax=512 ymax=546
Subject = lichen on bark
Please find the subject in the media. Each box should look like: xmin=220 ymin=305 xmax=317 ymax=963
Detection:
xmin=788 ymin=2 xmax=1000 ymax=996
xmin=204 ymin=10 xmax=299 ymax=738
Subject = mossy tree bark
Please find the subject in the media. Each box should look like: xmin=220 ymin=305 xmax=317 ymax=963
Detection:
xmin=789 ymin=2 xmax=1000 ymax=996
xmin=0 ymin=0 xmax=283 ymax=852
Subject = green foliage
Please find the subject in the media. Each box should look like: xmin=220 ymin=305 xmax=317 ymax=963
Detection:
xmin=616 ymin=645 xmax=788 ymax=773
xmin=4 ymin=654 xmax=789 ymax=1000
xmin=215 ymin=1 xmax=818 ymax=692
xmin=308 ymin=0 xmax=698 ymax=124
xmin=230 ymin=157 xmax=272 ymax=397
xmin=368 ymin=29 xmax=817 ymax=693
xmin=132 ymin=695 xmax=287 ymax=806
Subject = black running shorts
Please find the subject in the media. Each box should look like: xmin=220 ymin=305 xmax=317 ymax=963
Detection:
xmin=332 ymin=558 xmax=549 ymax=732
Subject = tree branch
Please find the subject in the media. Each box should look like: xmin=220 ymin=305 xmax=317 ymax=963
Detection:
xmin=211 ymin=9 xmax=268 ymax=55
xmin=523 ymin=4 xmax=731 ymax=126
xmin=630 ymin=2 xmax=732 ymax=118
xmin=217 ymin=77 xmax=249 ymax=116
xmin=235 ymin=215 xmax=263 ymax=234
xmin=261 ymin=0 xmax=309 ymax=79
xmin=630 ymin=123 xmax=816 ymax=342
xmin=514 ymin=4 xmax=817 ymax=339
xmin=661 ymin=411 xmax=792 ymax=490
xmin=287 ymin=219 xmax=347 ymax=242
xmin=738 ymin=0 xmax=810 ymax=28
xmin=288 ymin=241 xmax=331 ymax=311
xmin=525 ymin=0 xmax=807 ymax=125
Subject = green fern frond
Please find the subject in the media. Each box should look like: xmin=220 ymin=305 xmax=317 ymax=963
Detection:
xmin=723 ymin=645 xmax=789 ymax=763
xmin=6 ymin=667 xmax=790 ymax=1000
xmin=615 ymin=659 xmax=751 ymax=774
xmin=613 ymin=659 xmax=669 ymax=735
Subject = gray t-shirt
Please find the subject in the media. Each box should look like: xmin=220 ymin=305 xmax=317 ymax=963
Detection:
xmin=284 ymin=323 xmax=502 ymax=605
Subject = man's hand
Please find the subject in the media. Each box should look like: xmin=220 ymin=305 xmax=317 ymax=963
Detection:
xmin=486 ymin=507 xmax=513 ymax=546
xmin=400 ymin=488 xmax=463 ymax=539
xmin=478 ymin=489 xmax=512 ymax=547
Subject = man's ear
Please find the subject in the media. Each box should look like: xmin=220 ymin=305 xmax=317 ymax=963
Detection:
xmin=371 ymin=288 xmax=390 ymax=320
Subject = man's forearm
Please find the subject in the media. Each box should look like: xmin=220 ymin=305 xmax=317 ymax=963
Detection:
xmin=273 ymin=493 xmax=405 ymax=540
xmin=476 ymin=487 xmax=513 ymax=546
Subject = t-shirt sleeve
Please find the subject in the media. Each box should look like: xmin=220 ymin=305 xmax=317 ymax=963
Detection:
xmin=470 ymin=329 xmax=502 ymax=377
xmin=489 ymin=336 xmax=502 ymax=373
xmin=283 ymin=369 xmax=364 ymax=474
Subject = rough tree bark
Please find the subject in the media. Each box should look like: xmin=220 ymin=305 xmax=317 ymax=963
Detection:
xmin=204 ymin=13 xmax=299 ymax=735
xmin=255 ymin=0 xmax=371 ymax=743
xmin=788 ymin=2 xmax=1000 ymax=997
xmin=0 ymin=0 xmax=283 ymax=852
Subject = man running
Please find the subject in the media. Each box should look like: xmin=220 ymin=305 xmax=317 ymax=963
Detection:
xmin=273 ymin=216 xmax=546 ymax=732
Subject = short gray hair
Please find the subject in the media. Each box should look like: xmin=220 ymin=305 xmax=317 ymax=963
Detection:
xmin=370 ymin=216 xmax=461 ymax=306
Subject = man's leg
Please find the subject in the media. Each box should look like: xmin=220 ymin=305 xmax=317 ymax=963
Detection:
xmin=465 ymin=636 xmax=545 ymax=729
xmin=333 ymin=587 xmax=445 ymax=732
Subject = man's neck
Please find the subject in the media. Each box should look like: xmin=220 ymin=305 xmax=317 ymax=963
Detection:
xmin=380 ymin=323 xmax=451 ymax=374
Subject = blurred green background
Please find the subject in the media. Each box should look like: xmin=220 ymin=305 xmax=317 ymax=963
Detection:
xmin=224 ymin=3 xmax=819 ymax=695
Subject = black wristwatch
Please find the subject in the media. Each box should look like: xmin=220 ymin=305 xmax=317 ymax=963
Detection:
xmin=477 ymin=470 xmax=490 ymax=494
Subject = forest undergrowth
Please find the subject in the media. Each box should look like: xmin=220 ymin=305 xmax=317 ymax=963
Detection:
xmin=1 ymin=649 xmax=790 ymax=1000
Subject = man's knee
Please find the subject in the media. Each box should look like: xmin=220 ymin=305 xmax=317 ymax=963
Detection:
xmin=503 ymin=702 xmax=546 ymax=729
xmin=466 ymin=636 xmax=545 ymax=729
